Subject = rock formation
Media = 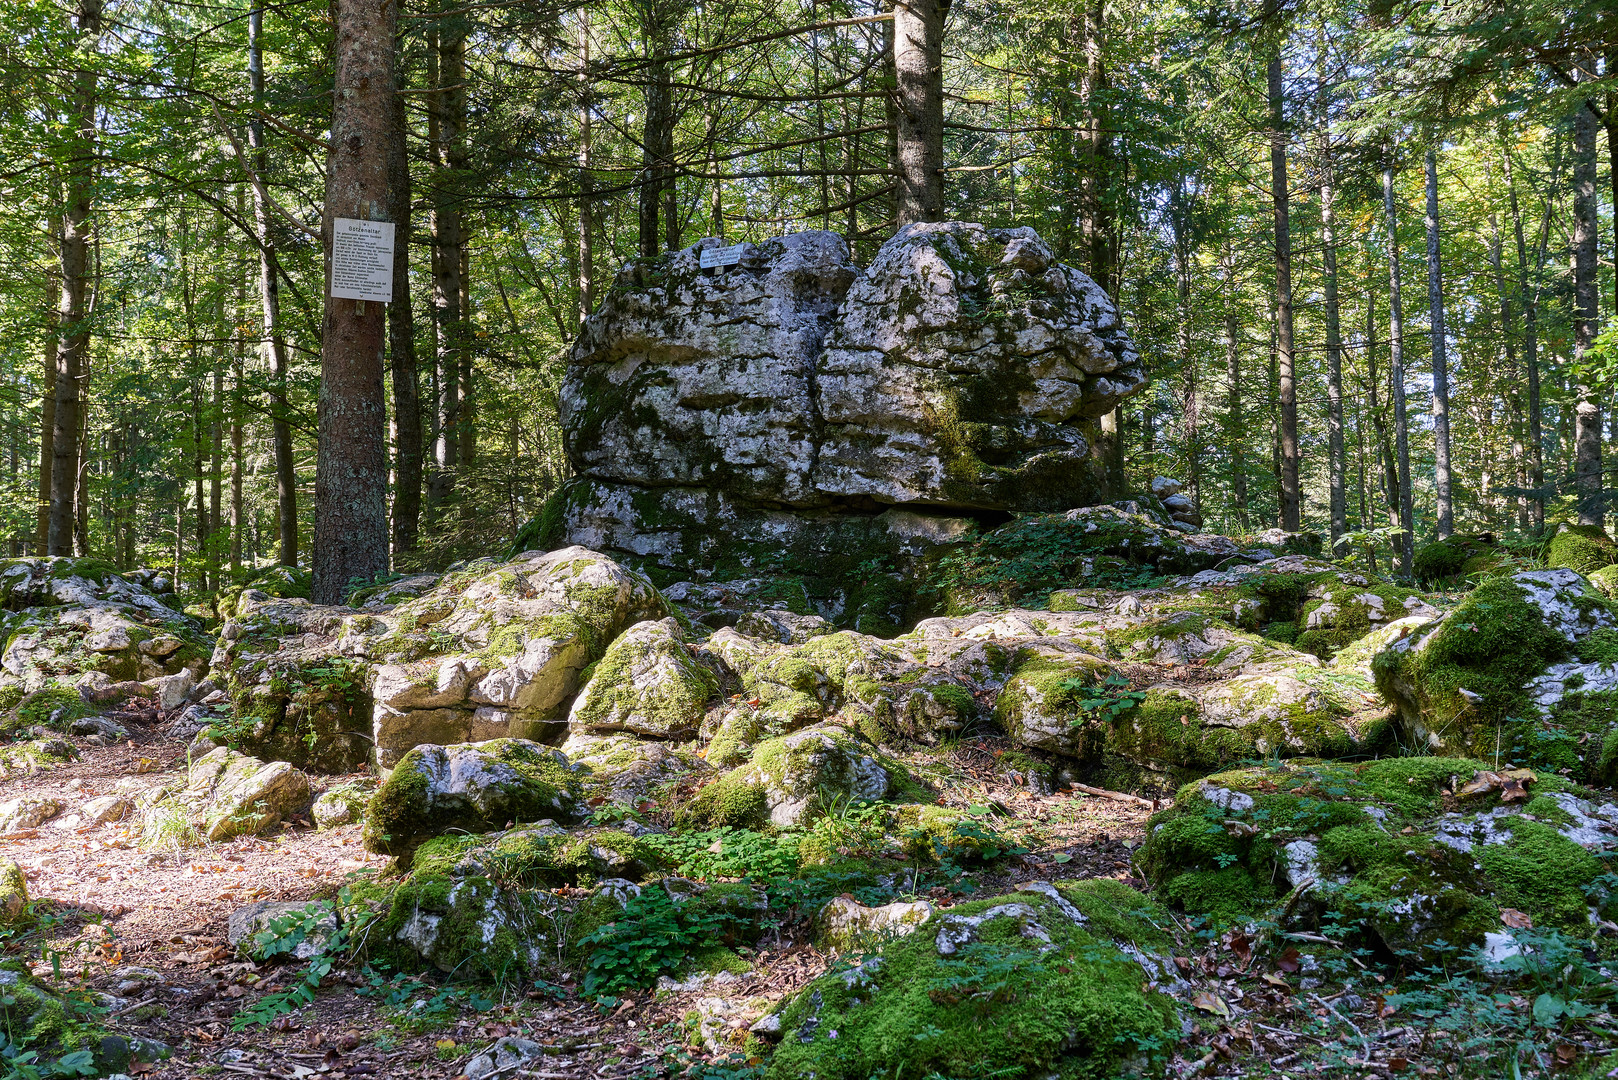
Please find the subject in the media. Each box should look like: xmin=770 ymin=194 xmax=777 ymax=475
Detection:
xmin=551 ymin=222 xmax=1146 ymax=584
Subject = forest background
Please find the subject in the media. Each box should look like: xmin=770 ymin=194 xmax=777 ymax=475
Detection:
xmin=0 ymin=0 xmax=1615 ymax=600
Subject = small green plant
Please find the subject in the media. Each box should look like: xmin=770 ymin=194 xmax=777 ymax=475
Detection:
xmin=232 ymin=900 xmax=350 ymax=1030
xmin=1059 ymin=673 xmax=1146 ymax=724
xmin=578 ymin=888 xmax=742 ymax=996
xmin=139 ymin=798 xmax=201 ymax=853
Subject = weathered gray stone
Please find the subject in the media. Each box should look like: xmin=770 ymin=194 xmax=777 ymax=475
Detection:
xmin=567 ymin=618 xmax=714 ymax=738
xmin=182 ymin=746 xmax=312 ymax=841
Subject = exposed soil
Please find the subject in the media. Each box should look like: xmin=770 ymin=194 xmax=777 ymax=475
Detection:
xmin=4 ymin=711 xmax=1159 ymax=1080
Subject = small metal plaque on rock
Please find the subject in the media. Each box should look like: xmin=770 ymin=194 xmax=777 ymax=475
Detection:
xmin=699 ymin=243 xmax=745 ymax=269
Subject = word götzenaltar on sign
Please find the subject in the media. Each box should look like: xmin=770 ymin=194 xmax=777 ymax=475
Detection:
xmin=330 ymin=218 xmax=396 ymax=303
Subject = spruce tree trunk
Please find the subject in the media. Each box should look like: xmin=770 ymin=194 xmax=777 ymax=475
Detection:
xmin=1267 ymin=53 xmax=1300 ymax=532
xmin=1571 ymin=93 xmax=1603 ymax=527
xmin=388 ymin=82 xmax=422 ymax=557
xmin=1383 ymin=158 xmax=1415 ymax=572
xmin=427 ymin=22 xmax=465 ymax=515
xmin=639 ymin=4 xmax=674 ymax=255
xmin=893 ymin=0 xmax=948 ymax=225
xmin=577 ymin=9 xmax=595 ymax=325
xmin=249 ymin=2 xmax=299 ymax=566
xmin=1079 ymin=0 xmax=1114 ymax=293
xmin=1424 ymin=147 xmax=1455 ymax=538
xmin=49 ymin=0 xmax=100 ymax=557
xmin=312 ymin=0 xmax=395 ymax=603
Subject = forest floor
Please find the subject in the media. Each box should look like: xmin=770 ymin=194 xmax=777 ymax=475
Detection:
xmin=11 ymin=698 xmax=1605 ymax=1079
xmin=4 ymin=704 xmax=1162 ymax=1080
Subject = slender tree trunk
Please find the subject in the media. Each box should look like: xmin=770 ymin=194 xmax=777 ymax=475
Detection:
xmin=428 ymin=20 xmax=465 ymax=515
xmin=1320 ymin=125 xmax=1347 ymax=551
xmin=249 ymin=2 xmax=298 ymax=566
xmin=49 ymin=0 xmax=100 ymax=557
xmin=577 ymin=9 xmax=596 ymax=325
xmin=893 ymin=0 xmax=948 ymax=225
xmin=1423 ymin=147 xmax=1455 ymax=538
xmin=36 ymin=266 xmax=57 ymax=556
xmin=231 ymin=319 xmax=244 ymax=575
xmin=389 ymin=78 xmax=423 ymax=558
xmin=1365 ymin=291 xmax=1401 ymax=559
xmin=1222 ymin=250 xmax=1247 ymax=530
xmin=1383 ymin=156 xmax=1415 ymax=571
xmin=313 ymin=0 xmax=396 ymax=603
xmin=1170 ymin=176 xmax=1197 ymax=505
xmin=1267 ymin=53 xmax=1300 ymax=532
xmin=1571 ymin=89 xmax=1603 ymax=526
xmin=1503 ymin=137 xmax=1549 ymax=530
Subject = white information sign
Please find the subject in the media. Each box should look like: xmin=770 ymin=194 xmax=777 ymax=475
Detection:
xmin=330 ymin=218 xmax=396 ymax=303
xmin=699 ymin=243 xmax=745 ymax=269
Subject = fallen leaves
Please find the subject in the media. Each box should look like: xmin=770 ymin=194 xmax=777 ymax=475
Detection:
xmin=1191 ymin=990 xmax=1232 ymax=1019
xmin=1454 ymin=768 xmax=1536 ymax=801
xmin=1500 ymin=908 xmax=1534 ymax=929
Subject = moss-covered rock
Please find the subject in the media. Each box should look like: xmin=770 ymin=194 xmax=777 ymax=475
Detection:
xmin=677 ymin=724 xmax=918 ymax=829
xmin=567 ymin=617 xmax=715 ymax=738
xmin=362 ymin=739 xmax=585 ymax=859
xmin=181 ymin=745 xmax=313 ymax=842
xmin=1545 ymin=523 xmax=1618 ymax=575
xmin=1138 ymin=758 xmax=1618 ymax=961
xmin=1590 ymin=564 xmax=1618 ymax=600
xmin=991 ymin=647 xmax=1114 ymax=758
xmin=1412 ymin=534 xmax=1502 ymax=585
xmin=765 ymin=878 xmax=1178 ymax=1080
xmin=561 ymin=732 xmax=710 ymax=805
xmin=1374 ymin=569 xmax=1618 ymax=772
xmin=312 ymin=780 xmax=375 ymax=828
xmin=0 ymin=858 xmax=28 ymax=921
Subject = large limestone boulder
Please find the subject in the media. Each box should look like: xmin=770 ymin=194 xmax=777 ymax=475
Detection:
xmin=362 ymin=739 xmax=585 ymax=859
xmin=552 ymin=223 xmax=1147 ymax=604
xmin=561 ymin=732 xmax=710 ymax=805
xmin=1140 ymin=758 xmax=1618 ymax=961
xmin=1375 ymin=569 xmax=1618 ymax=780
xmin=815 ymin=222 xmax=1143 ymax=510
xmin=567 ymin=618 xmax=715 ymax=738
xmin=766 ymin=879 xmax=1177 ymax=1080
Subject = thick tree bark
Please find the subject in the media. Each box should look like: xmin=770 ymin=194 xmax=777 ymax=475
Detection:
xmin=1267 ymin=53 xmax=1300 ymax=532
xmin=577 ymin=9 xmax=596 ymax=324
xmin=1571 ymin=91 xmax=1603 ymax=526
xmin=893 ymin=0 xmax=948 ymax=225
xmin=1321 ymin=135 xmax=1346 ymax=551
xmin=249 ymin=2 xmax=299 ymax=566
xmin=1423 ymin=147 xmax=1454 ymax=538
xmin=49 ymin=0 xmax=100 ymax=557
xmin=313 ymin=0 xmax=396 ymax=604
xmin=638 ymin=3 xmax=675 ymax=255
xmin=388 ymin=81 xmax=422 ymax=558
xmin=1383 ymin=158 xmax=1415 ymax=573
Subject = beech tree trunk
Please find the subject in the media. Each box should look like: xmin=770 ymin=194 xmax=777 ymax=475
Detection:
xmin=49 ymin=0 xmax=100 ymax=556
xmin=894 ymin=0 xmax=948 ymax=225
xmin=249 ymin=2 xmax=299 ymax=566
xmin=312 ymin=0 xmax=396 ymax=603
xmin=1383 ymin=157 xmax=1415 ymax=573
xmin=1424 ymin=147 xmax=1454 ymax=538
xmin=1267 ymin=53 xmax=1300 ymax=532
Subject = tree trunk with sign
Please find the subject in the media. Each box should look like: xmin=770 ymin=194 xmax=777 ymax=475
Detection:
xmin=313 ymin=0 xmax=395 ymax=604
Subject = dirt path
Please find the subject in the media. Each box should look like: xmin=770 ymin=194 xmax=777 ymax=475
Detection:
xmin=7 ymin=717 xmax=1152 ymax=1080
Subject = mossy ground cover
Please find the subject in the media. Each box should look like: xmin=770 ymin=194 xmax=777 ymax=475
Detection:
xmin=1138 ymin=757 xmax=1616 ymax=962
xmin=765 ymin=880 xmax=1177 ymax=1080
